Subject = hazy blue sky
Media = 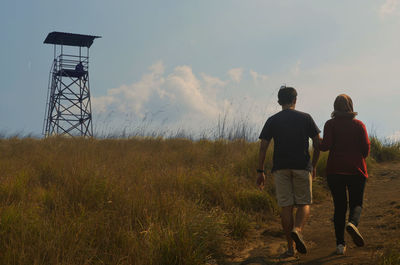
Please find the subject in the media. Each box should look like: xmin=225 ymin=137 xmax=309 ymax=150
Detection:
xmin=1 ymin=0 xmax=400 ymax=138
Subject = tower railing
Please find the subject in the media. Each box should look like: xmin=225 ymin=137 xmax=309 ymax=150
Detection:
xmin=56 ymin=54 xmax=89 ymax=71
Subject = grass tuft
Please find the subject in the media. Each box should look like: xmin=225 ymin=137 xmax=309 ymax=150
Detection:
xmin=225 ymin=210 xmax=251 ymax=240
xmin=378 ymin=243 xmax=400 ymax=265
xmin=370 ymin=136 xmax=400 ymax=163
xmin=235 ymin=189 xmax=277 ymax=214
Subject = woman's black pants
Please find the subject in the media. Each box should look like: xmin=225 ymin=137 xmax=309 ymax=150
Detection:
xmin=327 ymin=174 xmax=366 ymax=245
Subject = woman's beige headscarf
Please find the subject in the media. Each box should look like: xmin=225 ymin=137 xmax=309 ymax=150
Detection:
xmin=331 ymin=94 xmax=358 ymax=119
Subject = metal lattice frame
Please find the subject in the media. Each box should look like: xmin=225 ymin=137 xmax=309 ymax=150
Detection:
xmin=43 ymin=32 xmax=99 ymax=137
xmin=43 ymin=54 xmax=93 ymax=136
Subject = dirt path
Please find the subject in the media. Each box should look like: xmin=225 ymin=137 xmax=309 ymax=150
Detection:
xmin=227 ymin=162 xmax=400 ymax=265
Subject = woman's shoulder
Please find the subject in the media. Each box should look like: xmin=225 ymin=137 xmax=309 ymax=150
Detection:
xmin=325 ymin=117 xmax=366 ymax=129
xmin=324 ymin=118 xmax=335 ymax=126
xmin=352 ymin=118 xmax=366 ymax=127
xmin=350 ymin=119 xmax=368 ymax=133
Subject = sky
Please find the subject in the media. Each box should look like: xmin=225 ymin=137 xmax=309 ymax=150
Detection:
xmin=1 ymin=0 xmax=400 ymax=139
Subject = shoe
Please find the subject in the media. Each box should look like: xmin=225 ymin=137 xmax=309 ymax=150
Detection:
xmin=346 ymin=222 xmax=365 ymax=247
xmin=336 ymin=244 xmax=346 ymax=255
xmin=291 ymin=229 xmax=307 ymax=254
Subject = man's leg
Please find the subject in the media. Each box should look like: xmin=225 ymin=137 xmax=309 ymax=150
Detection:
xmin=273 ymin=170 xmax=295 ymax=253
xmin=290 ymin=170 xmax=313 ymax=254
xmin=294 ymin=204 xmax=310 ymax=232
xmin=292 ymin=170 xmax=312 ymax=232
xmin=281 ymin=205 xmax=295 ymax=252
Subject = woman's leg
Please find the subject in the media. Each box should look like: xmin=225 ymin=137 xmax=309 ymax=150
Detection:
xmin=347 ymin=174 xmax=366 ymax=226
xmin=327 ymin=174 xmax=347 ymax=245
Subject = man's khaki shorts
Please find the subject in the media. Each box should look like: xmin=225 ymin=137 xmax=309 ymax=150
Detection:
xmin=273 ymin=169 xmax=312 ymax=207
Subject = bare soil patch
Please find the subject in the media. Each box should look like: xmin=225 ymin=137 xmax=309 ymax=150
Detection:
xmin=226 ymin=162 xmax=400 ymax=265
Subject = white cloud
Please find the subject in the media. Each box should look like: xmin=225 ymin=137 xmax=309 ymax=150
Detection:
xmin=201 ymin=73 xmax=227 ymax=88
xmin=165 ymin=65 xmax=220 ymax=118
xmin=249 ymin=69 xmax=268 ymax=84
xmin=92 ymin=62 xmax=280 ymax=136
xmin=228 ymin=68 xmax=244 ymax=83
xmin=92 ymin=62 xmax=234 ymax=130
xmin=380 ymin=0 xmax=399 ymax=17
xmin=92 ymin=95 xmax=115 ymax=113
xmin=93 ymin=61 xmax=165 ymax=117
xmin=200 ymin=73 xmax=227 ymax=102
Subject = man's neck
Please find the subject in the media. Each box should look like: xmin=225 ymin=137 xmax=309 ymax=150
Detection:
xmin=282 ymin=104 xmax=295 ymax=110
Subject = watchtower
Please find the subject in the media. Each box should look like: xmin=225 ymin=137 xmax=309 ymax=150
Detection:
xmin=43 ymin=32 xmax=101 ymax=137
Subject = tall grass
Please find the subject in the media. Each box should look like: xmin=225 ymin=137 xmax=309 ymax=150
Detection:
xmin=370 ymin=136 xmax=400 ymax=163
xmin=0 ymin=137 xmax=279 ymax=265
xmin=0 ymin=134 xmax=395 ymax=264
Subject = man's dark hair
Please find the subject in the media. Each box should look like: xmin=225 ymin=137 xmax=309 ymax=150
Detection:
xmin=278 ymin=86 xmax=297 ymax=105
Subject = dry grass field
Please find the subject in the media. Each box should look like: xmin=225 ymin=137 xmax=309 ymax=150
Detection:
xmin=0 ymin=136 xmax=397 ymax=265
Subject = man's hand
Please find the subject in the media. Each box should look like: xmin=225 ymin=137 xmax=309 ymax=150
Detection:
xmin=257 ymin=139 xmax=270 ymax=190
xmin=257 ymin=172 xmax=266 ymax=190
xmin=312 ymin=167 xmax=317 ymax=180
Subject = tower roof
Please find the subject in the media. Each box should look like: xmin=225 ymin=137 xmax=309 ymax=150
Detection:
xmin=44 ymin=31 xmax=101 ymax=48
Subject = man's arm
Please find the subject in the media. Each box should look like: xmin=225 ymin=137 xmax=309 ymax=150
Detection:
xmin=311 ymin=134 xmax=321 ymax=179
xmin=257 ymin=139 xmax=271 ymax=189
xmin=320 ymin=122 xmax=332 ymax=152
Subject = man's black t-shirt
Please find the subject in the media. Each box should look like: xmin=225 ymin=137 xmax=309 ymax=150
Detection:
xmin=259 ymin=109 xmax=320 ymax=172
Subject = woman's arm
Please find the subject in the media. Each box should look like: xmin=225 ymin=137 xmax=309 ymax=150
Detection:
xmin=359 ymin=122 xmax=370 ymax=158
xmin=319 ymin=121 xmax=332 ymax=152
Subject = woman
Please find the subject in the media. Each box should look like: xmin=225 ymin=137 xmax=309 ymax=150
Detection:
xmin=320 ymin=94 xmax=370 ymax=255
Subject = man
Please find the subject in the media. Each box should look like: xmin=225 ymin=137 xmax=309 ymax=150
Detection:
xmin=257 ymin=86 xmax=320 ymax=257
xmin=75 ymin=61 xmax=84 ymax=72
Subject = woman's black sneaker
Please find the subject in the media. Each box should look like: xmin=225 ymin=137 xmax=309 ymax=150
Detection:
xmin=346 ymin=222 xmax=365 ymax=247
